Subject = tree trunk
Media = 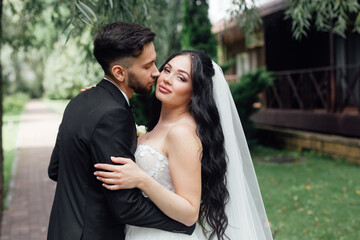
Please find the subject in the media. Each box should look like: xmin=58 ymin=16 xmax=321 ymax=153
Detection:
xmin=0 ymin=0 xmax=4 ymax=230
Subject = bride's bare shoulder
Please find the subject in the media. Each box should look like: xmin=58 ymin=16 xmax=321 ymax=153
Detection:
xmin=166 ymin=122 xmax=202 ymax=153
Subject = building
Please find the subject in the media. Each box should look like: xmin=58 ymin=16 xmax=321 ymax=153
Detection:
xmin=212 ymin=0 xmax=360 ymax=163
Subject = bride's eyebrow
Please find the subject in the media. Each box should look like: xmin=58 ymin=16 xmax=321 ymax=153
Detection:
xmin=167 ymin=63 xmax=190 ymax=78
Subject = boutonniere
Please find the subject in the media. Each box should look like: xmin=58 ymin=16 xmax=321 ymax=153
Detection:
xmin=136 ymin=124 xmax=147 ymax=137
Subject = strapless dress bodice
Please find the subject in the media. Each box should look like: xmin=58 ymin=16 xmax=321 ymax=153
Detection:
xmin=134 ymin=144 xmax=175 ymax=194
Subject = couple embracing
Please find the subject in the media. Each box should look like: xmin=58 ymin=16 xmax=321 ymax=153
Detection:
xmin=47 ymin=22 xmax=273 ymax=240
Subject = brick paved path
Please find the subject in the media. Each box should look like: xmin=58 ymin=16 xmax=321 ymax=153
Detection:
xmin=1 ymin=100 xmax=60 ymax=240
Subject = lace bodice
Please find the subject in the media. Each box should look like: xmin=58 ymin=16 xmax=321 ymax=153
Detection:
xmin=134 ymin=144 xmax=175 ymax=194
xmin=125 ymin=144 xmax=200 ymax=240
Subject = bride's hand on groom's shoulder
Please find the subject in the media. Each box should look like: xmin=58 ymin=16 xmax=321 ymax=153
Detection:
xmin=80 ymin=85 xmax=96 ymax=92
xmin=94 ymin=157 xmax=149 ymax=191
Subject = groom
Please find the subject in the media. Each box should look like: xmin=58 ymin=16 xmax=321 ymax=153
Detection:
xmin=47 ymin=22 xmax=195 ymax=240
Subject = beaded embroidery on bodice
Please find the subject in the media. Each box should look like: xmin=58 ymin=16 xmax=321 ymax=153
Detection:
xmin=134 ymin=144 xmax=175 ymax=194
xmin=125 ymin=144 xmax=200 ymax=240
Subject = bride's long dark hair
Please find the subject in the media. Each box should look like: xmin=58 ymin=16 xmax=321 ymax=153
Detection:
xmin=148 ymin=50 xmax=229 ymax=239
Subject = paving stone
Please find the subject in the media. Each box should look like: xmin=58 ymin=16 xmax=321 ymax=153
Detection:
xmin=1 ymin=100 xmax=60 ymax=239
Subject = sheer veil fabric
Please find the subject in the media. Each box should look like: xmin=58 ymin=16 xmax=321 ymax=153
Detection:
xmin=194 ymin=62 xmax=273 ymax=240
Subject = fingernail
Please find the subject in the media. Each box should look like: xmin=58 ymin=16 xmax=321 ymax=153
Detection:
xmin=94 ymin=172 xmax=97 ymax=175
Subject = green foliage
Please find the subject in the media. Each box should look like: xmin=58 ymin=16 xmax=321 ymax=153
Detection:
xmin=230 ymin=0 xmax=360 ymax=42
xmin=2 ymin=0 xmax=72 ymax=98
xmin=56 ymin=0 xmax=153 ymax=61
xmin=68 ymin=0 xmax=151 ymax=32
xmin=2 ymin=0 xmax=186 ymax=100
xmin=43 ymin=35 xmax=102 ymax=100
xmin=253 ymin=146 xmax=360 ymax=239
xmin=60 ymin=0 xmax=186 ymax=65
xmin=230 ymin=0 xmax=263 ymax=46
xmin=181 ymin=0 xmax=217 ymax=59
xmin=3 ymin=0 xmax=60 ymax=50
xmin=130 ymin=93 xmax=153 ymax=126
xmin=1 ymin=45 xmax=45 ymax=98
xmin=3 ymin=93 xmax=30 ymax=115
xmin=2 ymin=113 xmax=23 ymax=208
xmin=285 ymin=0 xmax=360 ymax=40
xmin=229 ymin=67 xmax=274 ymax=144
xmin=148 ymin=0 xmax=184 ymax=65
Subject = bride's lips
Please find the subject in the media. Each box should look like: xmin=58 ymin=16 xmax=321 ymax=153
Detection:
xmin=158 ymin=84 xmax=171 ymax=94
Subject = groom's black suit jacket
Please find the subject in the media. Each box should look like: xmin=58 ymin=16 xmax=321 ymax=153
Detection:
xmin=47 ymin=79 xmax=194 ymax=240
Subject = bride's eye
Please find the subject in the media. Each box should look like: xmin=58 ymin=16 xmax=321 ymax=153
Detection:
xmin=177 ymin=75 xmax=186 ymax=82
xmin=163 ymin=67 xmax=170 ymax=73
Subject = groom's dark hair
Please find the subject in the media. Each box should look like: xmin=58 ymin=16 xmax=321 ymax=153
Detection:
xmin=93 ymin=21 xmax=156 ymax=76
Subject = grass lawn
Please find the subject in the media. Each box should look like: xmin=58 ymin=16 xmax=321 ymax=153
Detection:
xmin=3 ymin=113 xmax=23 ymax=208
xmin=252 ymin=146 xmax=360 ymax=240
xmin=2 ymin=93 xmax=29 ymax=207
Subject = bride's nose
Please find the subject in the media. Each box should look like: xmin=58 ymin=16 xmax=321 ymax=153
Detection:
xmin=163 ymin=74 xmax=172 ymax=85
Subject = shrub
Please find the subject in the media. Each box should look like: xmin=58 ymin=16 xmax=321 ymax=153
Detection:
xmin=3 ymin=92 xmax=30 ymax=114
xmin=229 ymin=67 xmax=274 ymax=146
xmin=130 ymin=93 xmax=153 ymax=126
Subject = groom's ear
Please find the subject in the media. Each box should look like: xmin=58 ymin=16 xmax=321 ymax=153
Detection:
xmin=112 ymin=64 xmax=127 ymax=83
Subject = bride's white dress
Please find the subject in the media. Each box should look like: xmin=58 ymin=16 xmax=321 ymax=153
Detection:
xmin=125 ymin=144 xmax=200 ymax=240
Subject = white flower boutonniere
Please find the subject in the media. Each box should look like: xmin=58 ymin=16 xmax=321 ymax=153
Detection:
xmin=136 ymin=124 xmax=147 ymax=137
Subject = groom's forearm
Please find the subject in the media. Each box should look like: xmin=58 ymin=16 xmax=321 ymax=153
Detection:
xmin=104 ymin=188 xmax=196 ymax=235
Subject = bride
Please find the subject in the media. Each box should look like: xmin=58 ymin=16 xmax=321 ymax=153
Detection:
xmin=94 ymin=50 xmax=273 ymax=240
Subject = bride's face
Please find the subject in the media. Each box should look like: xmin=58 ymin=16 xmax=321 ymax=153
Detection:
xmin=156 ymin=55 xmax=193 ymax=107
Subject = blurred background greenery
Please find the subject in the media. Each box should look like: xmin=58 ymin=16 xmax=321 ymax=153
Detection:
xmin=1 ymin=0 xmax=219 ymax=101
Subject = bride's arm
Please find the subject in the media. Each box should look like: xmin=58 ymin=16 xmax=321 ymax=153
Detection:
xmin=145 ymin=125 xmax=202 ymax=226
xmin=94 ymin=125 xmax=202 ymax=226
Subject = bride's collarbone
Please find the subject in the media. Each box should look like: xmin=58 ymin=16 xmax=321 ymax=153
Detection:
xmin=138 ymin=131 xmax=167 ymax=150
xmin=139 ymin=120 xmax=196 ymax=151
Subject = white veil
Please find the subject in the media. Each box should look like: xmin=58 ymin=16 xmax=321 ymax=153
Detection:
xmin=195 ymin=62 xmax=273 ymax=239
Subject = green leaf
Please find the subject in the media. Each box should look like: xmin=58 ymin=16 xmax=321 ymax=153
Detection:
xmin=61 ymin=19 xmax=73 ymax=35
xmin=78 ymin=15 xmax=93 ymax=27
xmin=65 ymin=28 xmax=75 ymax=44
xmin=75 ymin=1 xmax=97 ymax=24
xmin=353 ymin=12 xmax=360 ymax=33
xmin=78 ymin=1 xmax=97 ymax=19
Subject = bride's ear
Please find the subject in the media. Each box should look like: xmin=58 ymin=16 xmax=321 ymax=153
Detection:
xmin=112 ymin=64 xmax=127 ymax=83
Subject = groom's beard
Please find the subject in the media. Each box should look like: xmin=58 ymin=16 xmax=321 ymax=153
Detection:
xmin=128 ymin=71 xmax=153 ymax=95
